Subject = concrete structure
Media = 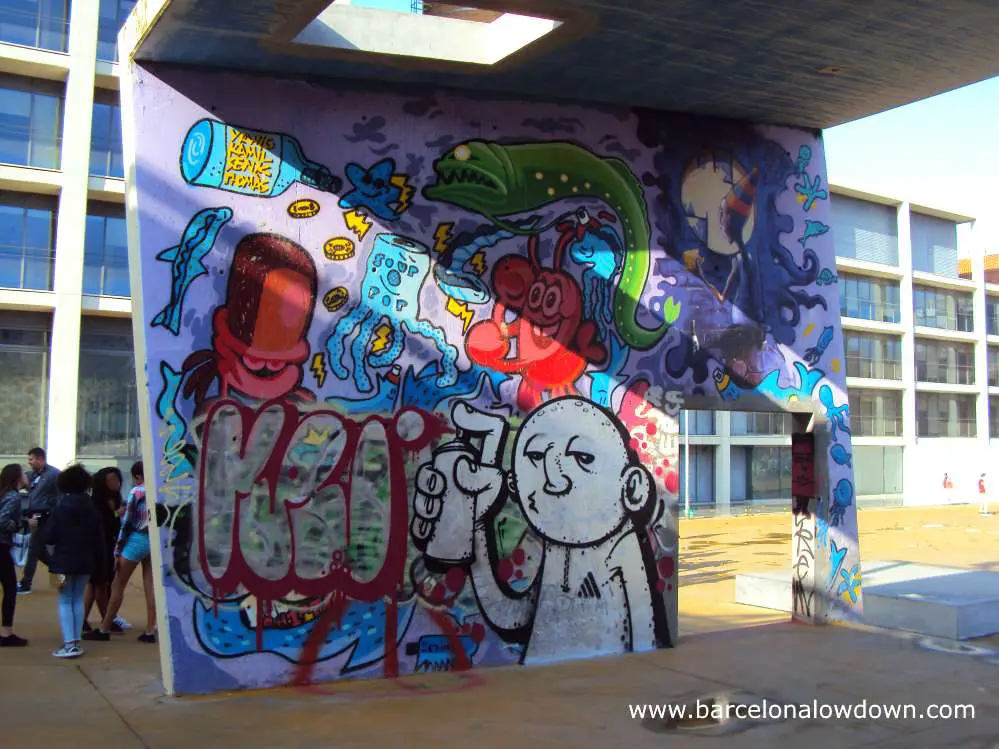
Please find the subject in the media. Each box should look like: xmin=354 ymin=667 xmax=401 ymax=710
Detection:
xmin=113 ymin=0 xmax=999 ymax=697
xmin=0 ymin=0 xmax=137 ymax=481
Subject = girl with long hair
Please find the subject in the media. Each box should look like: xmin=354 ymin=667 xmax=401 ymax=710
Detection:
xmin=0 ymin=463 xmax=32 ymax=646
xmin=83 ymin=467 xmax=125 ymax=634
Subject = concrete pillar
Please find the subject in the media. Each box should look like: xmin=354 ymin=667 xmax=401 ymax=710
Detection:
xmin=714 ymin=411 xmax=731 ymax=514
xmin=45 ymin=0 xmax=100 ymax=467
xmin=896 ymin=202 xmax=917 ymax=497
xmin=969 ymin=223 xmax=990 ymax=445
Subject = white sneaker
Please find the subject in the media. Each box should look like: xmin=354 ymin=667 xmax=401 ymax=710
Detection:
xmin=53 ymin=644 xmax=83 ymax=658
xmin=114 ymin=616 xmax=132 ymax=629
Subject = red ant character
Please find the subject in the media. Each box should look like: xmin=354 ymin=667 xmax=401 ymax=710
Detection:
xmin=466 ymin=220 xmax=606 ymax=412
xmin=182 ymin=232 xmax=318 ymax=414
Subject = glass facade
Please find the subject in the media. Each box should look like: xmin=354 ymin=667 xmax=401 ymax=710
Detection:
xmin=678 ymin=445 xmax=714 ymax=507
xmin=988 ymin=297 xmax=999 ymax=337
xmin=991 ymin=397 xmax=999 ymax=439
xmin=96 ymin=0 xmax=135 ymax=61
xmin=0 ymin=74 xmax=63 ymax=169
xmin=849 ymin=389 xmax=903 ymax=437
xmin=730 ymin=411 xmax=789 ymax=436
xmin=76 ymin=317 xmax=140 ymax=458
xmin=730 ymin=445 xmax=791 ymax=502
xmin=916 ymin=392 xmax=977 ymax=438
xmin=990 ymin=348 xmax=999 ymax=388
xmin=680 ymin=410 xmax=714 ymax=435
xmin=914 ymin=339 xmax=975 ymax=386
xmin=83 ymin=202 xmax=129 ymax=296
xmin=853 ymin=446 xmax=903 ymax=497
xmin=90 ymin=91 xmax=123 ymax=178
xmin=0 ymin=0 xmax=68 ymax=52
xmin=913 ymin=285 xmax=974 ymax=332
xmin=911 ymin=213 xmax=959 ymax=278
xmin=0 ymin=312 xmax=50 ymax=458
xmin=845 ymin=332 xmax=903 ymax=380
xmin=830 ymin=194 xmax=899 ymax=266
xmin=838 ymin=273 xmax=901 ymax=324
xmin=0 ymin=193 xmax=56 ymax=290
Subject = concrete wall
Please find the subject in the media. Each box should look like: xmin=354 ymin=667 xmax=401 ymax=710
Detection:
xmin=124 ymin=64 xmax=859 ymax=694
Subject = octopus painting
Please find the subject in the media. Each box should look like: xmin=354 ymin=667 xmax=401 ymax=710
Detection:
xmin=325 ymin=234 xmax=459 ymax=394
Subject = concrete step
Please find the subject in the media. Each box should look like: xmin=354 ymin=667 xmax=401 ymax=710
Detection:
xmin=735 ymin=560 xmax=999 ymax=640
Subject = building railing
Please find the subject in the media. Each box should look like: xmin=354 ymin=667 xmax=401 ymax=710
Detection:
xmin=845 ymin=358 xmax=903 ymax=381
xmin=839 ymin=296 xmax=901 ymax=324
xmin=850 ymin=416 xmax=903 ymax=438
xmin=913 ymin=308 xmax=974 ymax=333
xmin=0 ymin=243 xmax=55 ymax=291
xmin=0 ymin=128 xmax=62 ymax=171
xmin=915 ymin=363 xmax=976 ymax=386
xmin=0 ymin=7 xmax=69 ymax=53
xmin=89 ymin=141 xmax=124 ymax=179
xmin=918 ymin=418 xmax=977 ymax=438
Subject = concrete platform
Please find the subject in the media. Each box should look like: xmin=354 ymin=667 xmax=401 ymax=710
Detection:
xmin=735 ymin=560 xmax=999 ymax=641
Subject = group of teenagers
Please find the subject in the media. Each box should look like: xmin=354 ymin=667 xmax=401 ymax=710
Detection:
xmin=0 ymin=448 xmax=157 ymax=658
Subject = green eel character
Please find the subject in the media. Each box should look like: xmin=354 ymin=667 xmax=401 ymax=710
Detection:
xmin=422 ymin=140 xmax=679 ymax=351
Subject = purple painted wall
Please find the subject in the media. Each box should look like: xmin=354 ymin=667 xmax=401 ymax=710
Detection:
xmin=127 ymin=64 xmax=859 ymax=695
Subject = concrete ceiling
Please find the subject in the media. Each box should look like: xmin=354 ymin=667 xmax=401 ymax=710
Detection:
xmin=129 ymin=0 xmax=999 ymax=129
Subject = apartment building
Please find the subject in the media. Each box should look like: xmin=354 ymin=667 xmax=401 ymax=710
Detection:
xmin=0 ymin=1 xmax=990 ymax=509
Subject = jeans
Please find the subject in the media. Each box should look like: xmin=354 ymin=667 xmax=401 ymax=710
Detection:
xmin=0 ymin=545 xmax=15 ymax=627
xmin=57 ymin=574 xmax=89 ymax=645
xmin=20 ymin=517 xmax=47 ymax=587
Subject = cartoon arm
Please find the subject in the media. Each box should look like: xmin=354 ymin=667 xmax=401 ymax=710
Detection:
xmin=411 ymin=402 xmax=536 ymax=636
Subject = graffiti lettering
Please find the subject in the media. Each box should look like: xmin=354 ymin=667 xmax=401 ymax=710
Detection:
xmin=792 ymin=512 xmax=816 ymax=621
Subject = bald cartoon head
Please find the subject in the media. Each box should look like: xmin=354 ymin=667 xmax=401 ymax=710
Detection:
xmin=510 ymin=397 xmax=655 ymax=547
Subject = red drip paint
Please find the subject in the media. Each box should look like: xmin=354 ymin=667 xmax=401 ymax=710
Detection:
xmin=292 ymin=593 xmax=350 ymax=686
xmin=256 ymin=598 xmax=267 ymax=652
xmin=426 ymin=608 xmax=472 ymax=672
xmin=383 ymin=596 xmax=400 ymax=678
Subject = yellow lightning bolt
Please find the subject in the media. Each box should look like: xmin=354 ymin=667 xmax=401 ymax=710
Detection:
xmin=310 ymin=352 xmax=327 ymax=389
xmin=302 ymin=426 xmax=330 ymax=446
xmin=343 ymin=209 xmax=372 ymax=240
xmin=371 ymin=323 xmax=393 ymax=354
xmin=447 ymin=297 xmax=474 ymax=335
xmin=433 ymin=222 xmax=454 ymax=254
xmin=470 ymin=251 xmax=486 ymax=276
xmin=390 ymin=174 xmax=413 ymax=214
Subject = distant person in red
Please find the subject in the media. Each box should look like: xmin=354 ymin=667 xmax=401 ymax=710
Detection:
xmin=979 ymin=473 xmax=990 ymax=515
xmin=943 ymin=473 xmax=953 ymax=490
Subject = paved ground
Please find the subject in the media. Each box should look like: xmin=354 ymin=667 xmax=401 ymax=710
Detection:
xmin=3 ymin=505 xmax=998 ymax=748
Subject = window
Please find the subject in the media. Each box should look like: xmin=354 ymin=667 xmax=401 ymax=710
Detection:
xmin=913 ymin=285 xmax=974 ymax=332
xmin=730 ymin=411 xmax=789 ymax=436
xmin=741 ymin=446 xmax=791 ymax=501
xmin=0 ymin=74 xmax=62 ymax=169
xmin=915 ymin=340 xmax=976 ymax=386
xmin=911 ymin=213 xmax=959 ymax=278
xmin=990 ymin=348 xmax=999 ymax=388
xmin=838 ymin=273 xmax=901 ymax=324
xmin=849 ymin=389 xmax=903 ymax=437
xmin=0 ymin=312 xmax=50 ymax=457
xmin=988 ymin=298 xmax=999 ymax=337
xmin=76 ymin=317 xmax=140 ymax=458
xmin=90 ymin=91 xmax=123 ymax=178
xmin=844 ymin=332 xmax=903 ymax=380
xmin=991 ymin=397 xmax=999 ymax=439
xmin=680 ymin=410 xmax=714 ymax=435
xmin=96 ymin=0 xmax=136 ymax=62
xmin=917 ymin=393 xmax=977 ymax=438
xmin=0 ymin=193 xmax=56 ymax=290
xmin=830 ymin=195 xmax=898 ymax=266
xmin=853 ymin=446 xmax=903 ymax=497
xmin=0 ymin=0 xmax=68 ymax=52
xmin=678 ymin=446 xmax=714 ymax=507
xmin=83 ymin=203 xmax=129 ymax=296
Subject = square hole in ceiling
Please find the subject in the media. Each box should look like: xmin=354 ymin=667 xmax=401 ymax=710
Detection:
xmin=292 ymin=1 xmax=562 ymax=65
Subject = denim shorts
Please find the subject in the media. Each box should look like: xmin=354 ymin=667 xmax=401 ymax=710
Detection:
xmin=120 ymin=530 xmax=151 ymax=563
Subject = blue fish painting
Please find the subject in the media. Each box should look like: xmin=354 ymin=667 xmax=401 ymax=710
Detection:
xmin=400 ymin=360 xmax=509 ymax=411
xmin=193 ymin=598 xmax=416 ymax=672
xmin=830 ymin=443 xmax=852 ymax=467
xmin=151 ymin=206 xmax=233 ymax=335
xmin=798 ymin=219 xmax=829 ymax=247
xmin=816 ymin=267 xmax=838 ymax=286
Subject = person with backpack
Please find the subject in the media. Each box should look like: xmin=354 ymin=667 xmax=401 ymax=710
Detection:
xmin=40 ymin=465 xmax=106 ymax=658
xmin=0 ymin=463 xmax=34 ymax=646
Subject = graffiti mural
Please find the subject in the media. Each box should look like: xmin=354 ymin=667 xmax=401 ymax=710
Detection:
xmin=127 ymin=65 xmax=858 ymax=695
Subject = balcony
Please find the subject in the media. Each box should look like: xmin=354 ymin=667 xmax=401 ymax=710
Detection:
xmin=0 ymin=7 xmax=69 ymax=53
xmin=845 ymin=358 xmax=903 ymax=381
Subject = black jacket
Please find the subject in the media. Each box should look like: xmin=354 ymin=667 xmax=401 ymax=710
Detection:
xmin=41 ymin=492 xmax=106 ymax=577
